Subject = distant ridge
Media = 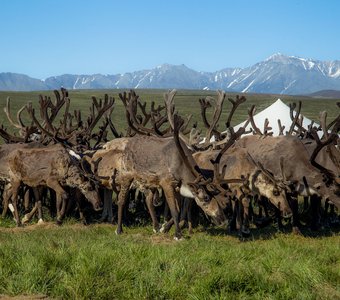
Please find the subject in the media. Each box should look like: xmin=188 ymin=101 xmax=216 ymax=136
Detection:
xmin=308 ymin=89 xmax=340 ymax=98
xmin=1 ymin=54 xmax=340 ymax=95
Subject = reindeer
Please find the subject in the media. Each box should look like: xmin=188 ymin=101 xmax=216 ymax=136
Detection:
xmin=83 ymin=93 xmax=240 ymax=239
xmin=193 ymin=146 xmax=293 ymax=235
xmin=233 ymin=133 xmax=339 ymax=228
xmin=161 ymin=90 xmax=293 ymax=235
xmin=0 ymin=143 xmax=103 ymax=226
xmin=0 ymin=89 xmax=114 ymax=225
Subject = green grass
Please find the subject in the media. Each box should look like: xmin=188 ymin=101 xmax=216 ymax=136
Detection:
xmin=0 ymin=223 xmax=339 ymax=300
xmin=0 ymin=89 xmax=339 ymax=299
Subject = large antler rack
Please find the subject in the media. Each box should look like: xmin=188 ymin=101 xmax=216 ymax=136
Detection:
xmin=120 ymin=90 xmax=170 ymax=137
xmin=288 ymin=101 xmax=320 ymax=138
xmin=85 ymin=94 xmax=115 ymax=138
xmin=172 ymin=113 xmax=202 ymax=178
xmin=164 ymin=90 xmax=192 ymax=145
xmin=310 ymin=111 xmax=340 ymax=181
xmin=138 ymin=99 xmax=171 ymax=137
xmin=247 ymin=103 xmax=277 ymax=137
xmin=26 ymin=102 xmax=69 ymax=145
xmin=23 ymin=89 xmax=69 ymax=143
xmin=198 ymin=96 xmax=221 ymax=141
xmin=209 ymin=95 xmax=249 ymax=149
xmin=1 ymin=97 xmax=39 ymax=143
xmin=26 ymin=89 xmax=115 ymax=149
xmin=0 ymin=125 xmax=26 ymax=143
xmin=324 ymin=102 xmax=340 ymax=136
xmin=200 ymin=90 xmax=225 ymax=147
xmin=248 ymin=105 xmax=263 ymax=135
xmin=288 ymin=101 xmax=305 ymax=135
xmin=4 ymin=97 xmax=26 ymax=130
xmin=225 ymin=95 xmax=247 ymax=128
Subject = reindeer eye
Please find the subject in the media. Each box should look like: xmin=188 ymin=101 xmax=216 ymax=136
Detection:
xmin=273 ymin=190 xmax=280 ymax=196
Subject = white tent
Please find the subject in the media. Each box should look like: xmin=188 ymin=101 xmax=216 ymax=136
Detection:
xmin=233 ymin=99 xmax=318 ymax=136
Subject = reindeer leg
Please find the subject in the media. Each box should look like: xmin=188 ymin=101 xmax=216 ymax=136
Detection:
xmin=22 ymin=187 xmax=43 ymax=224
xmin=116 ymin=182 xmax=131 ymax=235
xmin=105 ymin=189 xmax=114 ymax=223
xmin=99 ymin=188 xmax=109 ymax=222
xmin=145 ymin=189 xmax=160 ymax=233
xmin=310 ymin=194 xmax=321 ymax=231
xmin=289 ymin=196 xmax=302 ymax=235
xmin=10 ymin=180 xmax=22 ymax=226
xmin=187 ymin=198 xmax=193 ymax=235
xmin=227 ymin=199 xmax=237 ymax=233
xmin=56 ymin=192 xmax=68 ymax=225
xmin=241 ymin=196 xmax=251 ymax=236
xmin=329 ymin=204 xmax=338 ymax=225
xmin=22 ymin=202 xmax=37 ymax=224
xmin=275 ymin=207 xmax=284 ymax=232
xmin=1 ymin=184 xmax=12 ymax=218
xmin=178 ymin=197 xmax=186 ymax=229
xmin=161 ymin=182 xmax=182 ymax=240
xmin=23 ymin=188 xmax=30 ymax=213
xmin=235 ymin=199 xmax=243 ymax=236
xmin=100 ymin=188 xmax=113 ymax=224
xmin=46 ymin=179 xmax=68 ymax=225
xmin=34 ymin=187 xmax=44 ymax=224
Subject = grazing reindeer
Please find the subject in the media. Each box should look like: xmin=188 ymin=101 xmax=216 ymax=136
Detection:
xmin=84 ymin=107 xmax=237 ymax=239
xmin=193 ymin=144 xmax=294 ymax=235
xmin=0 ymin=143 xmax=102 ymax=226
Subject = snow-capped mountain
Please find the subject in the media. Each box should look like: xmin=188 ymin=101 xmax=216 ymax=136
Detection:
xmin=1 ymin=54 xmax=340 ymax=94
xmin=221 ymin=53 xmax=340 ymax=94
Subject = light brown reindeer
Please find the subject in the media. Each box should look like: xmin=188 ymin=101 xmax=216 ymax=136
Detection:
xmin=83 ymin=91 xmax=241 ymax=239
xmin=0 ymin=143 xmax=102 ymax=226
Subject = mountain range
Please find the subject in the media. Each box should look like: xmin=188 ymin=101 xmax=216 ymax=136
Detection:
xmin=1 ymin=53 xmax=340 ymax=95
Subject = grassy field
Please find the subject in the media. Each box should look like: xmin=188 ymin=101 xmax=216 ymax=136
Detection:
xmin=0 ymin=89 xmax=339 ymax=299
xmin=0 ymin=222 xmax=339 ymax=300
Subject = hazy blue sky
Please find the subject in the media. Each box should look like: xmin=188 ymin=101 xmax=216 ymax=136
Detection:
xmin=1 ymin=0 xmax=339 ymax=79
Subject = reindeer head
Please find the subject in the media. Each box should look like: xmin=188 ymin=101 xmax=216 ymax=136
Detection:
xmin=251 ymin=170 xmax=293 ymax=218
xmin=247 ymin=155 xmax=293 ymax=218
xmin=186 ymin=181 xmax=227 ymax=226
xmin=66 ymin=154 xmax=103 ymax=212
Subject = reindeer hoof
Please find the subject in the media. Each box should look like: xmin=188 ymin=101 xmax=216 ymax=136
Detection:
xmin=153 ymin=226 xmax=161 ymax=233
xmin=115 ymin=228 xmax=122 ymax=235
xmin=179 ymin=220 xmax=186 ymax=229
xmin=241 ymin=225 xmax=250 ymax=236
xmin=16 ymin=221 xmax=23 ymax=227
xmin=292 ymin=226 xmax=302 ymax=235
xmin=174 ymin=236 xmax=183 ymax=241
xmin=160 ymin=223 xmax=168 ymax=233
xmin=238 ymin=228 xmax=250 ymax=238
xmin=21 ymin=214 xmax=30 ymax=224
xmin=37 ymin=218 xmax=44 ymax=225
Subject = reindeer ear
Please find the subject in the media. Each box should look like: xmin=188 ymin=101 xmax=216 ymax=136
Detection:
xmin=187 ymin=182 xmax=198 ymax=192
xmin=313 ymin=183 xmax=322 ymax=190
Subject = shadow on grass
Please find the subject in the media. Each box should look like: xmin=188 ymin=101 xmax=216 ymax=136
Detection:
xmin=203 ymin=222 xmax=340 ymax=241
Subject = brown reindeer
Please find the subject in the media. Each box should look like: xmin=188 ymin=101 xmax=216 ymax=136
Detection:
xmin=0 ymin=143 xmax=102 ymax=226
xmin=83 ymin=110 xmax=234 ymax=239
xmin=193 ymin=145 xmax=293 ymax=235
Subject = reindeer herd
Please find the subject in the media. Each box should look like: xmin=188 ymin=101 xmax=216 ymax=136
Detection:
xmin=0 ymin=89 xmax=339 ymax=238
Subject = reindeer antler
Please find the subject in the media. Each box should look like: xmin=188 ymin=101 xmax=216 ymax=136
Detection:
xmin=248 ymin=105 xmax=262 ymax=135
xmin=310 ymin=111 xmax=340 ymax=181
xmin=201 ymin=90 xmax=225 ymax=147
xmin=226 ymin=95 xmax=246 ymax=128
xmin=4 ymin=97 xmax=27 ymax=130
